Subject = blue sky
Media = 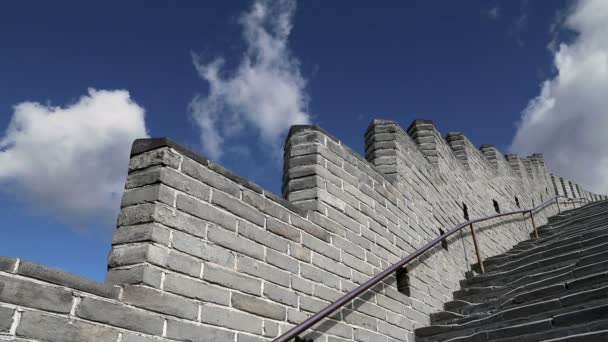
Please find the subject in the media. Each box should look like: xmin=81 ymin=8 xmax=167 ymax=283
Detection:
xmin=2 ymin=0 xmax=607 ymax=282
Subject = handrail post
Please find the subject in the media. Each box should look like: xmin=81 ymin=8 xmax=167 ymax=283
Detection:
xmin=469 ymin=223 xmax=484 ymax=274
xmin=556 ymin=197 xmax=561 ymax=214
xmin=530 ymin=211 xmax=539 ymax=239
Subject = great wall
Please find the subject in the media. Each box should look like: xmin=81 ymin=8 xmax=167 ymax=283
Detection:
xmin=0 ymin=119 xmax=606 ymax=342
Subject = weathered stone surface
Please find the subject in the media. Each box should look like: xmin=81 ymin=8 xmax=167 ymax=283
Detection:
xmin=0 ymin=274 xmax=73 ymax=313
xmin=163 ymin=272 xmax=230 ymax=305
xmin=16 ymin=261 xmax=118 ymax=298
xmin=121 ymin=285 xmax=198 ymax=320
xmin=0 ymin=305 xmax=14 ymax=333
xmin=76 ymin=297 xmax=163 ymax=335
xmin=165 ymin=319 xmax=236 ymax=342
xmin=231 ymin=292 xmax=286 ymax=320
xmin=2 ymin=118 xmax=603 ymax=342
xmin=16 ymin=311 xmax=119 ymax=342
xmin=203 ymin=263 xmax=261 ymax=295
xmin=199 ymin=303 xmax=263 ymax=334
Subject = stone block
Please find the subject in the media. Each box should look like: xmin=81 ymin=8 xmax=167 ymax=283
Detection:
xmin=231 ymin=292 xmax=286 ymax=320
xmin=266 ymin=217 xmax=301 ymax=242
xmin=176 ymin=193 xmax=237 ymax=231
xmin=203 ymin=263 xmax=261 ymax=295
xmin=121 ymin=285 xmax=198 ymax=320
xmin=237 ymin=256 xmax=290 ymax=287
xmin=171 ymin=230 xmax=234 ymax=268
xmin=266 ymin=248 xmax=299 ymax=273
xmin=211 ymin=190 xmax=265 ymax=227
xmin=199 ymin=303 xmax=263 ymax=334
xmin=16 ymin=311 xmax=119 ymax=342
xmin=182 ymin=158 xmax=240 ymax=197
xmin=129 ymin=148 xmax=181 ymax=172
xmin=121 ymin=184 xmax=174 ymax=207
xmin=208 ymin=225 xmax=265 ymax=260
xmin=165 ymin=319 xmax=236 ymax=342
xmin=163 ymin=272 xmax=229 ymax=305
xmin=112 ymin=223 xmax=171 ymax=246
xmin=0 ymin=305 xmax=14 ymax=333
xmin=263 ymin=282 xmax=298 ymax=307
xmin=238 ymin=220 xmax=289 ymax=253
xmin=0 ymin=274 xmax=73 ymax=313
xmin=76 ymin=296 xmax=164 ymax=335
xmin=16 ymin=261 xmax=118 ymax=298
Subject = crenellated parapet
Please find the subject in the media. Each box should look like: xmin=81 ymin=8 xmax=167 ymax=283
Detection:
xmin=0 ymin=117 xmax=604 ymax=342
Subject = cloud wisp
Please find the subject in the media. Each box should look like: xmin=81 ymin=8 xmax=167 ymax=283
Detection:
xmin=0 ymin=89 xmax=149 ymax=227
xmin=511 ymin=0 xmax=608 ymax=194
xmin=190 ymin=0 xmax=311 ymax=161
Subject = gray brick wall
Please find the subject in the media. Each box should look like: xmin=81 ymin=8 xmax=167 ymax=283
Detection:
xmin=0 ymin=120 xmax=604 ymax=342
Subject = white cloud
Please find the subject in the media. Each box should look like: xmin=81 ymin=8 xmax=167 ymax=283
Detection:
xmin=190 ymin=0 xmax=311 ymax=161
xmin=511 ymin=0 xmax=608 ymax=195
xmin=0 ymin=88 xmax=149 ymax=226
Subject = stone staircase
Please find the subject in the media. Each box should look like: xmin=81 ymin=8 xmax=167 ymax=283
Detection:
xmin=415 ymin=200 xmax=608 ymax=342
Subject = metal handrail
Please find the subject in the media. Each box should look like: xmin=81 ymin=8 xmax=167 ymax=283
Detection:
xmin=274 ymin=195 xmax=592 ymax=342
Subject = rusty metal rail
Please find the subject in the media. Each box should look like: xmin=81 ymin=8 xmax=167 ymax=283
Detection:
xmin=274 ymin=195 xmax=591 ymax=342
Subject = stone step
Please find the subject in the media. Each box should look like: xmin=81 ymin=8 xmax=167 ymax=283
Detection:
xmin=420 ymin=296 xmax=608 ymax=342
xmin=483 ymin=232 xmax=608 ymax=274
xmin=452 ymin=258 xmax=608 ymax=316
xmin=416 ymin=202 xmax=608 ymax=342
xmin=482 ymin=220 xmax=608 ymax=268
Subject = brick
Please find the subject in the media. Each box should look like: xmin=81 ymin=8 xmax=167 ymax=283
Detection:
xmin=16 ymin=261 xmax=118 ymax=299
xmin=238 ymin=333 xmax=269 ymax=342
xmin=0 ymin=257 xmax=16 ymax=272
xmin=177 ymin=193 xmax=237 ymax=231
xmin=199 ymin=303 xmax=263 ymax=334
xmin=299 ymin=294 xmax=329 ymax=313
xmin=16 ymin=311 xmax=119 ymax=342
xmin=0 ymin=305 xmax=14 ymax=333
xmin=354 ymin=327 xmax=388 ymax=342
xmin=308 ymin=211 xmax=347 ymax=237
xmin=208 ymin=225 xmax=265 ymax=260
xmin=291 ymin=275 xmax=314 ymax=295
xmin=211 ymin=190 xmax=265 ymax=227
xmin=166 ymin=319 xmax=236 ymax=342
xmin=181 ymin=157 xmax=240 ymax=197
xmin=289 ymin=242 xmax=312 ymax=262
xmin=112 ymin=223 xmax=171 ymax=246
xmin=266 ymin=248 xmax=299 ymax=273
xmin=302 ymin=233 xmax=341 ymax=262
xmin=237 ymin=256 xmax=290 ymax=287
xmin=232 ymin=292 xmax=286 ymax=320
xmin=243 ymin=189 xmax=291 ymax=222
xmin=122 ymin=332 xmax=172 ymax=342
xmin=238 ymin=220 xmax=289 ymax=253
xmin=121 ymin=184 xmax=174 ymax=207
xmin=105 ymin=264 xmax=163 ymax=288
xmin=129 ymin=148 xmax=181 ymax=171
xmin=0 ymin=274 xmax=72 ymax=313
xmin=312 ymin=252 xmax=351 ymax=278
xmin=171 ymin=230 xmax=234 ymax=268
xmin=314 ymin=284 xmax=343 ymax=302
xmin=263 ymin=282 xmax=298 ymax=307
xmin=315 ymin=318 xmax=353 ymax=339
xmin=343 ymin=309 xmax=378 ymax=331
xmin=121 ymin=285 xmax=198 ymax=320
xmin=300 ymin=263 xmax=341 ymax=290
xmin=203 ymin=263 xmax=261 ymax=295
xmin=266 ymin=217 xmax=301 ymax=242
xmin=163 ymin=272 xmax=229 ymax=305
xmin=76 ymin=297 xmax=163 ymax=335
xmin=333 ymin=235 xmax=365 ymax=260
xmin=290 ymin=214 xmax=331 ymax=242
